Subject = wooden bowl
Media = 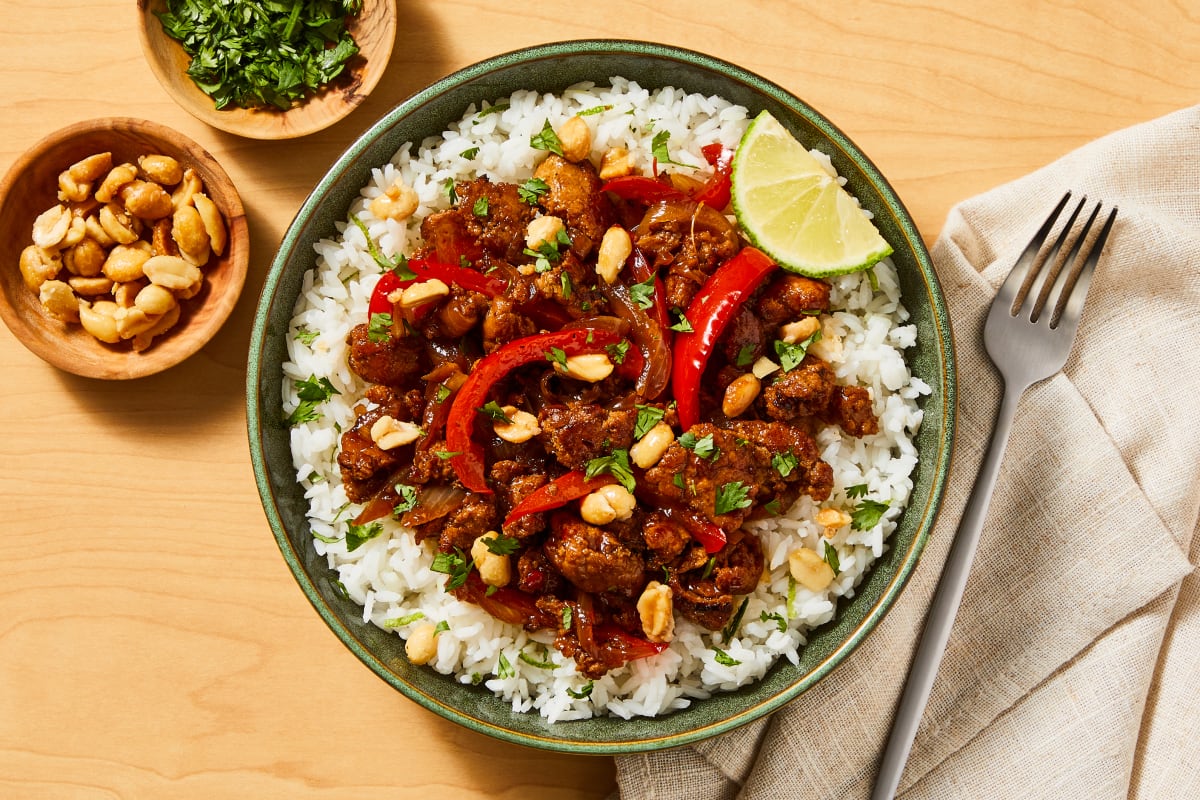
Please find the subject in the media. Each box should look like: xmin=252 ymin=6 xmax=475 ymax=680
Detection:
xmin=137 ymin=0 xmax=397 ymax=139
xmin=0 ymin=117 xmax=249 ymax=380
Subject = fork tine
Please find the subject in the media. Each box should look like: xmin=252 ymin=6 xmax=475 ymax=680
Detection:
xmin=1028 ymin=196 xmax=1094 ymax=322
xmin=995 ymin=191 xmax=1072 ymax=316
xmin=1012 ymin=193 xmax=1086 ymax=316
xmin=1051 ymin=204 xmax=1117 ymax=329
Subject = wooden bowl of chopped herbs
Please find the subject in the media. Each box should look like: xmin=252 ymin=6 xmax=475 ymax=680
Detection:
xmin=137 ymin=0 xmax=396 ymax=140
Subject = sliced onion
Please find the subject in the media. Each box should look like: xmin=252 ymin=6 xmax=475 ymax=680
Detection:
xmin=399 ymin=485 xmax=467 ymax=527
xmin=600 ymin=281 xmax=671 ymax=400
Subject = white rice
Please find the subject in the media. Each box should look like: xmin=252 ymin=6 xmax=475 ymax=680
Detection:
xmin=283 ymin=78 xmax=928 ymax=721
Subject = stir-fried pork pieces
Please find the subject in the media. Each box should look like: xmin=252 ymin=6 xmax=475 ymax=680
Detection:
xmin=337 ymin=154 xmax=880 ymax=675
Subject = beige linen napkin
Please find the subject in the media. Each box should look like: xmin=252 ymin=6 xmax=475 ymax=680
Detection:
xmin=615 ymin=105 xmax=1200 ymax=800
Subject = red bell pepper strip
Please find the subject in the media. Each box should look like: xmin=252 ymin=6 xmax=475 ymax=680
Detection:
xmin=446 ymin=327 xmax=623 ymax=493
xmin=457 ymin=571 xmax=548 ymax=628
xmin=672 ymin=246 xmax=778 ymax=431
xmin=594 ymin=623 xmax=670 ymax=662
xmin=692 ymin=143 xmax=733 ymax=210
xmin=661 ymin=506 xmax=728 ymax=554
xmin=600 ymin=175 xmax=687 ymax=204
xmin=503 ymin=471 xmax=616 ymax=527
xmin=368 ymin=259 xmax=507 ymax=315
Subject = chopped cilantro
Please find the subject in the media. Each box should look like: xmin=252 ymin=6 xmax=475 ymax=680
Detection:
xmin=576 ymin=104 xmax=612 ymax=117
xmin=311 ymin=530 xmax=339 ymax=544
xmin=672 ymin=473 xmax=686 ymax=491
xmin=383 ymin=612 xmax=425 ymax=628
xmin=485 ymin=585 xmax=498 ymax=596
xmin=713 ymin=481 xmax=752 ymax=515
xmin=722 ymin=598 xmax=749 ymax=643
xmin=430 ymin=547 xmax=472 ymax=590
xmin=678 ymin=431 xmax=718 ymax=460
xmin=470 ymin=672 xmax=483 ymax=685
xmin=668 ymin=308 xmax=694 ymax=333
xmin=651 ymin=130 xmax=696 ymax=169
xmin=530 ymin=119 xmax=564 ymax=156
xmin=367 ymin=312 xmax=392 ymax=342
xmin=773 ymin=329 xmax=822 ymax=371
xmin=483 ymin=534 xmax=520 ymax=556
xmin=518 ymin=177 xmax=549 ymax=205
xmin=434 ymin=450 xmax=462 ymax=460
xmin=434 ymin=384 xmax=452 ymax=403
xmin=846 ymin=483 xmax=869 ymax=499
xmin=460 ymin=146 xmax=480 ymax=159
xmin=633 ymin=405 xmax=666 ymax=439
xmin=434 ymin=620 xmax=450 ymax=634
xmin=286 ymin=374 xmax=338 ymax=426
xmin=443 ymin=178 xmax=457 ymax=204
xmin=392 ymin=483 xmax=418 ymax=516
xmin=772 ymin=451 xmax=798 ymax=478
xmin=606 ymin=340 xmax=630 ymax=364
xmin=478 ymin=400 xmax=513 ymax=424
xmin=735 ymin=344 xmax=756 ymax=367
xmin=472 ymin=196 xmax=489 ymax=217
xmin=763 ymin=498 xmax=783 ymax=516
xmin=851 ymin=498 xmax=890 ymax=531
xmin=584 ymin=449 xmax=636 ymax=493
xmin=560 ymin=272 xmax=573 ymax=299
xmin=823 ymin=541 xmax=842 ymax=576
xmin=760 ymin=610 xmax=788 ymax=633
xmin=629 ymin=275 xmax=656 ymax=310
xmin=562 ymin=605 xmax=573 ymax=630
xmin=345 ymin=521 xmax=383 ymax=552
xmin=294 ymin=328 xmax=319 ymax=346
xmin=566 ymin=682 xmax=594 ymax=699
xmin=496 ymin=652 xmax=515 ymax=678
xmin=787 ymin=575 xmax=797 ymax=616
xmin=545 ymin=347 xmax=569 ymax=369
xmin=474 ymin=102 xmax=509 ymax=120
xmin=712 ymin=648 xmax=741 ymax=667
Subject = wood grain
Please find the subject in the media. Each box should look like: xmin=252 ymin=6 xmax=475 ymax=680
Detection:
xmin=1 ymin=1 xmax=1196 ymax=797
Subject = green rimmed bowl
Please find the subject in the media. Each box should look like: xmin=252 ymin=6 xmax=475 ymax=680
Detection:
xmin=248 ymin=40 xmax=955 ymax=754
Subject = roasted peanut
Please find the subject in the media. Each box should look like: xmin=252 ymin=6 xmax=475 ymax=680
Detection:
xmin=191 ymin=193 xmax=226 ymax=256
xmin=78 ymin=299 xmax=121 ymax=343
xmin=595 ymin=225 xmax=632 ymax=284
xmin=780 ymin=316 xmax=821 ymax=344
xmin=493 ymin=405 xmax=541 ymax=443
xmin=84 ymin=214 xmax=115 ymax=248
xmin=815 ymin=507 xmax=852 ymax=529
xmin=172 ymin=204 xmax=211 ymax=265
xmin=151 ymin=218 xmax=178 ymax=257
xmin=369 ymin=415 xmax=423 ymax=450
xmin=808 ymin=318 xmax=843 ymax=363
xmin=630 ymin=421 xmax=674 ymax=469
xmin=67 ymin=276 xmax=114 ymax=297
xmin=68 ymin=152 xmax=112 ymax=183
xmin=99 ymin=202 xmax=139 ymax=245
xmin=636 ymin=581 xmax=675 ymax=643
xmin=788 ymin=547 xmax=835 ymax=592
xmin=61 ymin=215 xmax=87 ymax=249
xmin=32 ymin=204 xmax=72 ymax=249
xmin=599 ymin=147 xmax=635 ymax=180
xmin=113 ymin=280 xmax=144 ymax=308
xmin=525 ymin=214 xmax=565 ymax=251
xmin=102 ymin=241 xmax=153 ymax=283
xmin=142 ymin=254 xmax=201 ymax=295
xmin=557 ymin=116 xmax=592 ymax=163
xmin=57 ymin=171 xmax=92 ymax=203
xmin=399 ymin=279 xmax=449 ymax=309
xmin=134 ymin=283 xmax=177 ymax=316
xmin=555 ymin=352 xmax=613 ymax=383
xmin=131 ymin=303 xmax=180 ymax=351
xmin=470 ymin=531 xmax=512 ymax=588
xmin=404 ymin=622 xmax=440 ymax=665
xmin=19 ymin=245 xmax=61 ymax=290
xmin=752 ymin=355 xmax=781 ymax=380
xmin=137 ymin=154 xmax=181 ymax=186
xmin=113 ymin=306 xmax=157 ymax=339
xmin=369 ymin=180 xmax=419 ymax=222
xmin=120 ymin=180 xmax=174 ymax=220
xmin=38 ymin=280 xmax=79 ymax=323
xmin=170 ymin=167 xmax=202 ymax=209
xmin=94 ymin=162 xmax=137 ymax=203
xmin=580 ymin=484 xmax=637 ymax=526
xmin=722 ymin=373 xmax=762 ymax=417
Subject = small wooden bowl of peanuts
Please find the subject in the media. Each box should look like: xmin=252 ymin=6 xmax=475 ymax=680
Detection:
xmin=0 ymin=117 xmax=248 ymax=379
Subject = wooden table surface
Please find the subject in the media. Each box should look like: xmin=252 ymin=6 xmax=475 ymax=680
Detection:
xmin=2 ymin=2 xmax=1196 ymax=798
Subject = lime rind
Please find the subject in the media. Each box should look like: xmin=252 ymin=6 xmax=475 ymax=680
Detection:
xmin=731 ymin=111 xmax=893 ymax=278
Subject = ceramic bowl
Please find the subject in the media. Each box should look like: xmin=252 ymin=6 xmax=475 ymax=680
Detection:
xmin=137 ymin=0 xmax=396 ymax=139
xmin=0 ymin=117 xmax=248 ymax=380
xmin=248 ymin=40 xmax=955 ymax=753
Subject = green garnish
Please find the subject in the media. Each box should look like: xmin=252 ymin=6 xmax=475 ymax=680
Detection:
xmin=678 ymin=431 xmax=718 ymax=460
xmin=530 ymin=119 xmax=564 ymax=156
xmin=672 ymin=473 xmax=686 ymax=491
xmin=713 ymin=481 xmax=752 ymax=515
xmin=584 ymin=449 xmax=636 ymax=493
xmin=156 ymin=0 xmax=362 ymax=111
xmin=787 ymin=575 xmax=797 ymax=616
xmin=763 ymin=498 xmax=783 ymax=516
xmin=496 ymin=652 xmax=515 ymax=678
xmin=434 ymin=450 xmax=462 ymax=460
xmin=345 ymin=521 xmax=383 ymax=552
xmin=722 ymin=598 xmax=749 ymax=643
xmin=434 ymin=620 xmax=450 ymax=634
xmin=430 ymin=547 xmax=472 ymax=590
xmin=393 ymin=483 xmax=418 ymax=516
xmin=576 ymin=104 xmax=612 ymax=117
xmin=311 ymin=530 xmax=340 ymax=544
xmin=443 ymin=178 xmax=457 ymax=204
xmin=460 ymin=146 xmax=480 ymax=159
xmin=823 ymin=541 xmax=842 ymax=576
xmin=367 ymin=312 xmax=392 ymax=342
xmin=478 ymin=400 xmax=513 ymax=424
xmin=846 ymin=483 xmax=869 ymax=499
xmin=560 ymin=272 xmax=573 ymax=299
xmin=760 ymin=611 xmax=787 ymax=633
xmin=562 ymin=605 xmax=573 ymax=631
xmin=474 ymin=102 xmax=509 ymax=120
xmin=773 ymin=328 xmax=823 ymax=371
xmin=286 ymin=374 xmax=338 ymax=426
xmin=434 ymin=384 xmax=452 ymax=403
xmin=519 ymin=651 xmax=557 ymax=670
xmin=294 ymin=328 xmax=319 ymax=346
xmin=633 ymin=405 xmax=666 ymax=439
xmin=667 ymin=308 xmax=693 ymax=333
xmin=712 ymin=648 xmax=741 ymax=667
xmin=518 ymin=177 xmax=549 ymax=205
xmin=483 ymin=534 xmax=520 ymax=556
xmin=629 ymin=276 xmax=656 ymax=310
xmin=566 ymin=682 xmax=594 ymax=699
xmin=772 ymin=451 xmax=798 ymax=478
xmin=851 ymin=498 xmax=890 ymax=531
xmin=330 ymin=579 xmax=350 ymax=601
xmin=701 ymin=556 xmax=716 ymax=580
xmin=735 ymin=344 xmax=756 ymax=367
xmin=606 ymin=340 xmax=630 ymax=364
xmin=545 ymin=346 xmax=569 ymax=369
xmin=651 ymin=130 xmax=696 ymax=169
xmin=472 ymin=196 xmax=489 ymax=217
xmin=383 ymin=611 xmax=425 ymax=628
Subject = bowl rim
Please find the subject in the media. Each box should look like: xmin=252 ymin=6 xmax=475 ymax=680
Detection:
xmin=0 ymin=115 xmax=249 ymax=380
xmin=248 ymin=39 xmax=956 ymax=753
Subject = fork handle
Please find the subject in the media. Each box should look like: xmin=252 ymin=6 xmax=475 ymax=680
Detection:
xmin=870 ymin=381 xmax=1025 ymax=800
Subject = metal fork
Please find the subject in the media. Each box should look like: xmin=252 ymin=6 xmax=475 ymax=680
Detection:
xmin=871 ymin=192 xmax=1118 ymax=800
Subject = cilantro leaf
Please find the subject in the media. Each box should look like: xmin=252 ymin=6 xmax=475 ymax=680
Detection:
xmin=712 ymin=648 xmax=741 ymax=667
xmin=345 ymin=521 xmax=383 ymax=552
xmin=560 ymin=272 xmax=573 ymax=299
xmin=477 ymin=400 xmax=513 ymax=424
xmin=713 ymin=481 xmax=752 ymax=515
xmin=434 ymin=384 xmax=452 ymax=403
xmin=735 ymin=344 xmax=756 ymax=367
xmin=294 ymin=328 xmax=319 ymax=346
xmin=483 ymin=534 xmax=520 ymax=556
xmin=651 ymin=130 xmax=696 ymax=169
xmin=367 ymin=312 xmax=393 ymax=342
xmin=295 ymin=374 xmax=338 ymax=402
xmin=460 ymin=146 xmax=480 ymax=159
xmin=823 ymin=541 xmax=842 ymax=576
xmin=434 ymin=450 xmax=462 ymax=460
xmin=851 ymin=498 xmax=890 ymax=531
xmin=678 ymin=431 xmax=718 ymax=460
xmin=545 ymin=347 xmax=569 ymax=369
xmin=474 ymin=102 xmax=509 ymax=121
xmin=605 ymin=340 xmax=630 ymax=364
xmin=472 ymin=196 xmax=489 ymax=217
xmin=633 ymin=405 xmax=666 ymax=440
xmin=383 ymin=611 xmax=425 ymax=628
xmin=584 ymin=449 xmax=636 ymax=493
xmin=530 ymin=119 xmax=564 ymax=156
xmin=668 ymin=308 xmax=693 ymax=333
xmin=562 ymin=605 xmax=573 ymax=631
xmin=629 ymin=275 xmax=656 ymax=310
xmin=430 ymin=547 xmax=472 ymax=590
xmin=393 ymin=483 xmax=418 ymax=516
xmin=772 ymin=451 xmax=798 ymax=478
xmin=760 ymin=610 xmax=788 ymax=633
xmin=434 ymin=620 xmax=450 ymax=634
xmin=518 ymin=177 xmax=549 ymax=205
xmin=773 ymin=329 xmax=822 ymax=371
xmin=846 ymin=483 xmax=869 ymax=499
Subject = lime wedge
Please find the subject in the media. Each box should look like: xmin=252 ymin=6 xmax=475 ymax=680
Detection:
xmin=731 ymin=110 xmax=892 ymax=277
